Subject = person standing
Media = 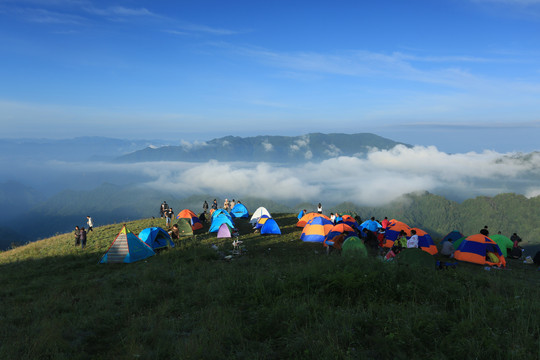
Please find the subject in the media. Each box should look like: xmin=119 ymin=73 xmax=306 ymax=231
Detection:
xmin=80 ymin=227 xmax=87 ymax=249
xmin=317 ymin=203 xmax=323 ymax=214
xmin=212 ymin=199 xmax=218 ymax=210
xmin=230 ymin=199 xmax=235 ymax=210
xmin=86 ymin=216 xmax=94 ymax=232
xmin=74 ymin=226 xmax=80 ymax=246
xmin=203 ymin=200 xmax=209 ymax=213
xmin=223 ymin=198 xmax=230 ymax=211
xmin=166 ymin=208 xmax=173 ymax=228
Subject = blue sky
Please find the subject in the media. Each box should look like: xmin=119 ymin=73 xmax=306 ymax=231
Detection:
xmin=1 ymin=0 xmax=540 ymax=152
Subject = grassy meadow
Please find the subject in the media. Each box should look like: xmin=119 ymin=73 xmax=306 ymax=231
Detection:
xmin=0 ymin=214 xmax=539 ymax=359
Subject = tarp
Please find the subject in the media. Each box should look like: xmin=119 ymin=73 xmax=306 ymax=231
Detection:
xmin=100 ymin=225 xmax=155 ymax=264
xmin=176 ymin=209 xmax=203 ymax=231
xmin=341 ymin=236 xmax=368 ymax=257
xmin=489 ymin=234 xmax=514 ymax=257
xmin=359 ymin=219 xmax=382 ymax=232
xmin=297 ymin=212 xmax=331 ymax=228
xmin=300 ymin=216 xmax=334 ymax=242
xmin=261 ymin=218 xmax=281 ymax=235
xmin=230 ymin=203 xmax=249 ymax=219
xmin=138 ymin=227 xmax=174 ymax=250
xmin=217 ymin=223 xmax=232 ymax=238
xmin=250 ymin=207 xmax=271 ymax=225
xmin=454 ymin=234 xmax=506 ymax=267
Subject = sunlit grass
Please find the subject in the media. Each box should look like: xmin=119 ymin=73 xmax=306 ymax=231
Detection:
xmin=0 ymin=214 xmax=539 ymax=359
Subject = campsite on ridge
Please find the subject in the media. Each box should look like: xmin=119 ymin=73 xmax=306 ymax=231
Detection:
xmin=0 ymin=211 xmax=538 ymax=359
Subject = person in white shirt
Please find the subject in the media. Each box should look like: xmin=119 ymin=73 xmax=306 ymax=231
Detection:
xmin=407 ymin=229 xmax=419 ymax=248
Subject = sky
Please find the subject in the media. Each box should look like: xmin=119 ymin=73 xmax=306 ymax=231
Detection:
xmin=1 ymin=0 xmax=540 ymax=153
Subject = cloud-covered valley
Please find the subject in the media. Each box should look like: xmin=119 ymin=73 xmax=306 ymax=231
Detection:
xmin=24 ymin=144 xmax=540 ymax=206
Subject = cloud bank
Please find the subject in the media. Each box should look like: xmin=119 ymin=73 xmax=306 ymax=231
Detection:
xmin=8 ymin=145 xmax=540 ymax=205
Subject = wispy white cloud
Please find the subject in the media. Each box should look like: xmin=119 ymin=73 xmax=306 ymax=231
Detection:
xmin=261 ymin=140 xmax=273 ymax=152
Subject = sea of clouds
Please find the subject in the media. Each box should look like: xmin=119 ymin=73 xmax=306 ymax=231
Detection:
xmin=12 ymin=144 xmax=539 ymax=206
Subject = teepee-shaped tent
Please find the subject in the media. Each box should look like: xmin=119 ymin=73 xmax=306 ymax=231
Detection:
xmin=100 ymin=225 xmax=155 ymax=264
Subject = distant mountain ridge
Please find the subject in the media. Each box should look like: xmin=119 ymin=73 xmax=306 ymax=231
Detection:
xmin=116 ymin=133 xmax=409 ymax=163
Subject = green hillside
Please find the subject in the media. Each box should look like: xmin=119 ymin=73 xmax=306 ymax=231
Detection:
xmin=1 ymin=214 xmax=538 ymax=359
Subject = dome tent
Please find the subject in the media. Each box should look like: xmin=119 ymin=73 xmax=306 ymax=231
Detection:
xmin=260 ymin=218 xmax=281 ymax=235
xmin=454 ymin=234 xmax=506 ymax=267
xmin=138 ymin=227 xmax=174 ymax=250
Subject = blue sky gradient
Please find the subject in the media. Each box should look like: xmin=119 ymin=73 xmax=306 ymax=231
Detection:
xmin=1 ymin=0 xmax=540 ymax=152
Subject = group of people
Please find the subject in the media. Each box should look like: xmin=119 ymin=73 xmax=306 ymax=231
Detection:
xmin=73 ymin=216 xmax=93 ymax=249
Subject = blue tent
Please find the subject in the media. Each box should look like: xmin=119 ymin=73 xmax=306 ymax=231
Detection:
xmin=209 ymin=215 xmax=235 ymax=233
xmin=254 ymin=215 xmax=271 ymax=230
xmin=100 ymin=225 xmax=155 ymax=264
xmin=212 ymin=209 xmax=232 ymax=221
xmin=442 ymin=230 xmax=464 ymax=243
xmin=230 ymin=203 xmax=249 ymax=219
xmin=138 ymin=227 xmax=174 ymax=250
xmin=261 ymin=218 xmax=281 ymax=235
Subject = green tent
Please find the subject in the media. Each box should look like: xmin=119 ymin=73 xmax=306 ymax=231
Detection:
xmin=341 ymin=236 xmax=368 ymax=257
xmin=489 ymin=234 xmax=513 ymax=257
xmin=452 ymin=236 xmax=466 ymax=250
xmin=176 ymin=218 xmax=193 ymax=236
xmin=396 ymin=248 xmax=435 ymax=269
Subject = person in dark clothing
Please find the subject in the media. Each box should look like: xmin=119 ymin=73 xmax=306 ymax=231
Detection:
xmin=212 ymin=199 xmax=218 ymax=210
xmin=203 ymin=200 xmax=209 ymax=213
xmin=363 ymin=228 xmax=379 ymax=255
xmin=74 ymin=226 xmax=80 ymax=246
xmin=510 ymin=233 xmax=522 ymax=248
xmin=80 ymin=227 xmax=87 ymax=249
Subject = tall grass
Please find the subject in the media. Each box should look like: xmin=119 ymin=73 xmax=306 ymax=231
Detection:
xmin=0 ymin=214 xmax=538 ymax=359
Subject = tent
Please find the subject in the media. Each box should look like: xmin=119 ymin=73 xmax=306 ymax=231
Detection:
xmin=212 ymin=208 xmax=232 ymax=221
xmin=341 ymin=236 xmax=368 ymax=257
xmin=250 ymin=206 xmax=271 ymax=225
xmin=489 ymin=234 xmax=514 ymax=257
xmin=254 ymin=215 xmax=271 ymax=230
xmin=261 ymin=218 xmax=281 ymax=235
xmin=297 ymin=212 xmax=331 ymax=228
xmin=209 ymin=214 xmax=235 ymax=233
xmin=176 ymin=209 xmax=203 ymax=231
xmin=324 ymin=223 xmax=355 ymax=248
xmin=217 ymin=223 xmax=232 ymax=238
xmin=138 ymin=227 xmax=174 ymax=250
xmin=454 ymin=234 xmax=506 ymax=267
xmin=337 ymin=214 xmax=359 ymax=230
xmin=410 ymin=227 xmax=438 ymax=255
xmin=230 ymin=203 xmax=249 ymax=219
xmin=177 ymin=218 xmax=194 ymax=236
xmin=442 ymin=230 xmax=464 ymax=243
xmin=300 ymin=216 xmax=334 ymax=242
xmin=100 ymin=225 xmax=155 ymax=264
xmin=382 ymin=220 xmax=411 ymax=248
